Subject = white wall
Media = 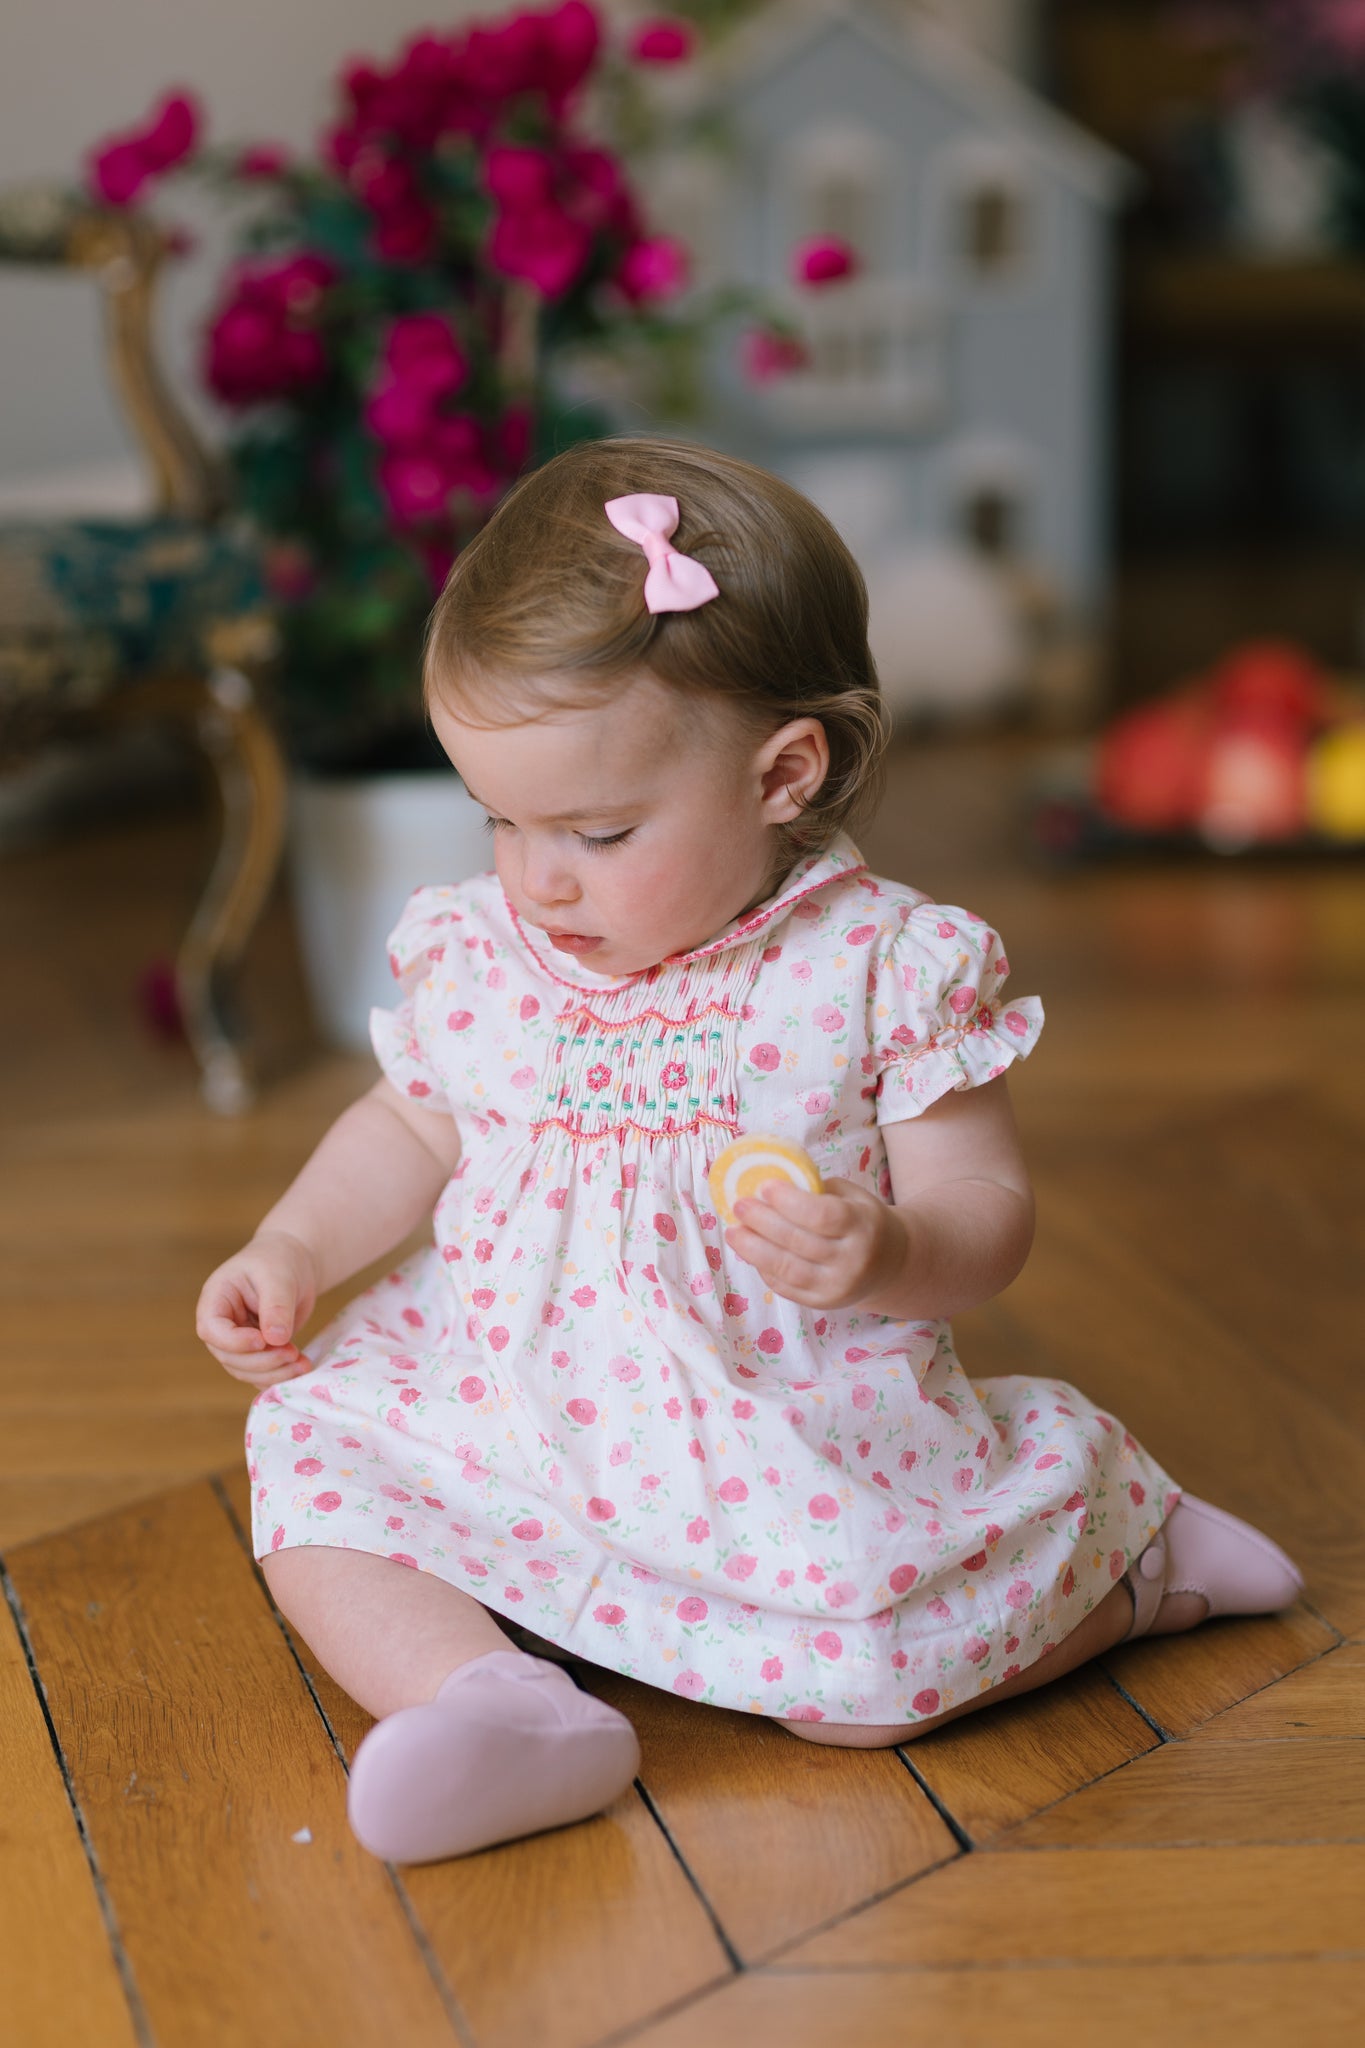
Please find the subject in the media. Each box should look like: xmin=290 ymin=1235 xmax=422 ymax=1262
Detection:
xmin=0 ymin=0 xmax=490 ymax=485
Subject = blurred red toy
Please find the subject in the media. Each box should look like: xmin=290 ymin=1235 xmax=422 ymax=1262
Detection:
xmin=1095 ymin=641 xmax=1340 ymax=851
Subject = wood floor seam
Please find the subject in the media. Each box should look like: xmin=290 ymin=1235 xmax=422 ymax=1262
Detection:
xmin=895 ymin=1746 xmax=976 ymax=1851
xmin=208 ymin=1474 xmax=356 ymax=1781
xmin=593 ymin=1958 xmax=742 ymax=2048
xmin=1099 ymin=1666 xmax=1175 ymax=1743
xmin=631 ymin=1777 xmax=744 ymax=1974
xmin=0 ymin=1556 xmax=155 ymax=2048
xmin=757 ymin=1948 xmax=1365 ymax=1975
xmin=211 ymin=1472 xmax=481 ymax=2044
xmin=753 ymin=1847 xmax=967 ymax=1969
xmin=380 ymin=1869 xmax=480 ymax=2048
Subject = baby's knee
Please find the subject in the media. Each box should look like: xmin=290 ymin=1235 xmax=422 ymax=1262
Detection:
xmin=781 ymin=1717 xmax=915 ymax=1749
xmin=259 ymin=1539 xmax=351 ymax=1620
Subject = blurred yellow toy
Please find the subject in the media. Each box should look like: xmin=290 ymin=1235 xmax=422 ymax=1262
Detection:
xmin=709 ymin=1135 xmax=823 ymax=1227
xmin=1307 ymin=723 xmax=1365 ymax=841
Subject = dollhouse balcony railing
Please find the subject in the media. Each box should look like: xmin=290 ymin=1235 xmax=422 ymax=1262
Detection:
xmin=760 ymin=279 xmax=948 ymax=433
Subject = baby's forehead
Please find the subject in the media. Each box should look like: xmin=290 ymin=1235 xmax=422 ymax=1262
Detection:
xmin=437 ymin=675 xmax=734 ymax=813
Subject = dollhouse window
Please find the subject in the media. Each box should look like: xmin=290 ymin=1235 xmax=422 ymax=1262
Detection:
xmin=963 ymin=483 xmax=1017 ymax=554
xmin=931 ymin=140 xmax=1037 ymax=285
xmin=947 ymin=439 xmax=1034 ymax=559
xmin=783 ymin=124 xmax=896 ymax=277
xmin=962 ymin=180 xmax=1027 ymax=274
xmin=810 ymin=169 xmax=874 ymax=257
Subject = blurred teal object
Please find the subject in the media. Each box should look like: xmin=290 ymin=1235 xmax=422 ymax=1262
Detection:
xmin=0 ymin=517 xmax=262 ymax=755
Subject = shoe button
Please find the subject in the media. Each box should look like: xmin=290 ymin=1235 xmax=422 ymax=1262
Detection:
xmin=1139 ymin=1542 xmax=1165 ymax=1581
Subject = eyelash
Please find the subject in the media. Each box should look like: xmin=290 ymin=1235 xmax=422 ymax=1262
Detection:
xmin=482 ymin=817 xmax=634 ymax=853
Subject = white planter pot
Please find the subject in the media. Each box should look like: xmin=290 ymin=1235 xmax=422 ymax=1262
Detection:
xmin=289 ymin=770 xmax=490 ymax=1050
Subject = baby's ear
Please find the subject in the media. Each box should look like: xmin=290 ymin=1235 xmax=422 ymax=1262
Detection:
xmin=758 ymin=718 xmax=829 ymax=821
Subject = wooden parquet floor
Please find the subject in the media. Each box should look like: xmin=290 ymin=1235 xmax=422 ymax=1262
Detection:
xmin=3 ymin=739 xmax=1364 ymax=2045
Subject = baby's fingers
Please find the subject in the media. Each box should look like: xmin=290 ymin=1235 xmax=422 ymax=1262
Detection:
xmin=211 ymin=1342 xmax=310 ymax=1385
xmin=731 ymin=1196 xmax=837 ymax=1266
xmin=198 ymin=1312 xmax=270 ymax=1353
xmin=724 ymin=1224 xmax=823 ymax=1299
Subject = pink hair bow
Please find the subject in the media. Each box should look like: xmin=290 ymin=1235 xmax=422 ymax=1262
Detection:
xmin=603 ymin=493 xmax=720 ymax=614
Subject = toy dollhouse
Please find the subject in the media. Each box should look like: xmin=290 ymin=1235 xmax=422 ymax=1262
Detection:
xmin=647 ymin=0 xmax=1131 ymax=720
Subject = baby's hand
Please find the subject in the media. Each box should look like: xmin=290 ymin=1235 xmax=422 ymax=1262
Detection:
xmin=195 ymin=1230 xmax=320 ymax=1386
xmin=726 ymin=1178 xmax=908 ymax=1312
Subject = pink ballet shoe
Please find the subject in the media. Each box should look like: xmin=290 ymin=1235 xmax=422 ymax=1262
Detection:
xmin=346 ymin=1650 xmax=641 ymax=1863
xmin=1120 ymin=1492 xmax=1305 ymax=1644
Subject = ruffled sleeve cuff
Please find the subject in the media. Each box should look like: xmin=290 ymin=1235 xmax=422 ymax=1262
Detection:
xmin=877 ymin=993 xmax=1044 ymax=1122
xmin=871 ymin=900 xmax=1044 ymax=1125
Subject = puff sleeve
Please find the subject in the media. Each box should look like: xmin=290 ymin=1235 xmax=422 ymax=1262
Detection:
xmin=869 ymin=900 xmax=1043 ymax=1125
xmin=369 ymin=885 xmax=464 ymax=1111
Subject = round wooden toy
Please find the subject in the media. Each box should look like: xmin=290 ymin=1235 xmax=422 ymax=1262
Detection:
xmin=708 ymin=1135 xmax=823 ymax=1227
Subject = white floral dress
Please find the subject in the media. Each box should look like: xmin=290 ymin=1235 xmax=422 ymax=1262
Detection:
xmin=247 ymin=835 xmax=1179 ymax=1726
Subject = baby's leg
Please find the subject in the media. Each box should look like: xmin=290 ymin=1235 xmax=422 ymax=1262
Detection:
xmin=783 ymin=1579 xmax=1206 ymax=1751
xmin=261 ymin=1544 xmax=511 ymax=1717
xmin=260 ymin=1545 xmax=639 ymax=1862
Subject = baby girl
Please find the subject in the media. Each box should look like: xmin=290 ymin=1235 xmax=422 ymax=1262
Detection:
xmin=197 ymin=436 xmax=1303 ymax=1864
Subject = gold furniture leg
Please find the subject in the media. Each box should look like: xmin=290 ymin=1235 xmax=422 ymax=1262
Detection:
xmin=116 ymin=622 xmax=286 ymax=1113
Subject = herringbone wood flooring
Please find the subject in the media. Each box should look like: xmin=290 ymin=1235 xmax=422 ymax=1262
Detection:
xmin=3 ymin=739 xmax=1362 ymax=2046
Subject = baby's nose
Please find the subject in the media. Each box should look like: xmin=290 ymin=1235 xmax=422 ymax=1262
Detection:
xmin=520 ymin=848 xmax=580 ymax=907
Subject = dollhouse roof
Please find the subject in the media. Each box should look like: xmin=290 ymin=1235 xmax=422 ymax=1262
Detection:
xmin=692 ymin=0 xmax=1132 ymax=208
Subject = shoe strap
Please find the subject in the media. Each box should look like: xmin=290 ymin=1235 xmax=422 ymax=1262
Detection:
xmin=1120 ymin=1533 xmax=1166 ymax=1642
xmin=435 ymin=1650 xmax=567 ymax=1699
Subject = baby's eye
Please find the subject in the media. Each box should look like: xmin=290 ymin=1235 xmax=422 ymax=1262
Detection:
xmin=577 ymin=829 xmax=634 ymax=852
xmin=482 ymin=814 xmax=512 ymax=834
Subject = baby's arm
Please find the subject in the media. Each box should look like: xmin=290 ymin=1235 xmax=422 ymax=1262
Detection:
xmin=196 ymin=1077 xmax=461 ymax=1385
xmin=725 ymin=1077 xmax=1033 ymax=1322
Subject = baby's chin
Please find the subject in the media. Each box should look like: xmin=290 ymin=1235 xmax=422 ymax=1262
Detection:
xmin=552 ymin=931 xmax=691 ymax=978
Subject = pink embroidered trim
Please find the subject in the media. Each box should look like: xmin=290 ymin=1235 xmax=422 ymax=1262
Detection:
xmin=504 ymin=854 xmax=866 ymax=990
xmin=667 ymin=860 xmax=869 ymax=965
xmin=558 ymin=998 xmax=742 ymax=1033
xmin=507 ymin=904 xmax=621 ymax=993
xmin=880 ymin=1002 xmax=1016 ymax=1075
xmin=530 ymin=1110 xmax=739 ymax=1145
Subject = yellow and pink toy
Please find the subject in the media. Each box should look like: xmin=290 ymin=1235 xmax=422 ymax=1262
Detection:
xmin=708 ymin=1135 xmax=823 ymax=1227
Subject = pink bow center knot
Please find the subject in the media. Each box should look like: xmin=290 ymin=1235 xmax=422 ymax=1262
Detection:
xmin=603 ymin=493 xmax=719 ymax=613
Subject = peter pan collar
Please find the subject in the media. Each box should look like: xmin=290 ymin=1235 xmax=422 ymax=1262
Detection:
xmin=506 ymin=834 xmax=867 ymax=993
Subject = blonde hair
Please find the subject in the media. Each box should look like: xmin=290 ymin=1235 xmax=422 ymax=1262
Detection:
xmin=423 ymin=434 xmax=889 ymax=857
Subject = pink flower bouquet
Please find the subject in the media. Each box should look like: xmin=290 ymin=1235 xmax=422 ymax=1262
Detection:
xmin=81 ymin=2 xmax=756 ymax=769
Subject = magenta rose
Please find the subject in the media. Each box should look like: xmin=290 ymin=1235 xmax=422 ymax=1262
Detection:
xmin=486 ymin=142 xmax=557 ymax=209
xmin=615 ymin=234 xmax=689 ymax=304
xmin=378 ymin=452 xmax=453 ymax=528
xmin=88 ymin=89 xmax=201 ymax=207
xmin=739 ymin=327 xmax=810 ymax=383
xmin=204 ymin=253 xmax=335 ymax=406
xmin=365 ymin=314 xmax=470 ymax=449
xmin=488 ymin=199 xmax=591 ymax=298
xmin=791 ymin=235 xmax=858 ymax=287
xmin=530 ymin=0 xmax=601 ymax=110
xmin=630 ymin=18 xmax=695 ymax=63
xmin=237 ymin=143 xmax=291 ymax=179
xmin=560 ymin=145 xmax=639 ymax=238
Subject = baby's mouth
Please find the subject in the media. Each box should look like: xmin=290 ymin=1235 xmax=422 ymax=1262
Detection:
xmin=544 ymin=930 xmax=603 ymax=954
